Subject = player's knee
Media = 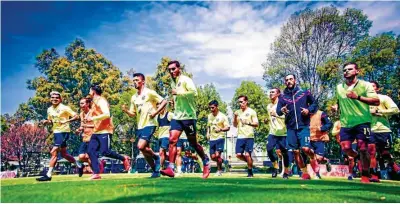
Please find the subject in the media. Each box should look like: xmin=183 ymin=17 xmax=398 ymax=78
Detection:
xmin=211 ymin=154 xmax=217 ymax=160
xmin=301 ymin=147 xmax=310 ymax=153
xmin=316 ymin=156 xmax=324 ymax=162
xmin=78 ymin=154 xmax=86 ymax=160
xmin=293 ymin=149 xmax=300 ymax=155
xmin=137 ymin=144 xmax=146 ymax=151
xmin=236 ymin=153 xmax=243 ymax=158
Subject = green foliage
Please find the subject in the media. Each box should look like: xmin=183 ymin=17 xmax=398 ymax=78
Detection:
xmin=231 ymin=81 xmax=269 ymax=148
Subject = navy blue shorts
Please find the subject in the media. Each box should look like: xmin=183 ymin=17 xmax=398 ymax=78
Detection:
xmin=266 ymin=135 xmax=287 ymax=151
xmin=159 ymin=137 xmax=169 ymax=150
xmin=286 ymin=127 xmax=310 ymax=150
xmin=340 ymin=123 xmax=371 ymax=142
xmin=78 ymin=142 xmax=89 ymax=154
xmin=210 ymin=139 xmax=225 ymax=155
xmin=137 ymin=126 xmax=156 ymax=142
xmin=370 ymin=132 xmax=392 ymax=149
xmin=54 ymin=132 xmax=70 ymax=148
xmin=236 ymin=138 xmax=254 ymax=154
xmin=310 ymin=141 xmax=325 ymax=156
xmin=170 ymin=119 xmax=197 ymax=137
xmin=177 ymin=138 xmax=189 ymax=151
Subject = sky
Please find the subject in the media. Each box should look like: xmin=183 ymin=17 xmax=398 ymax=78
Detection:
xmin=2 ymin=1 xmax=400 ymax=114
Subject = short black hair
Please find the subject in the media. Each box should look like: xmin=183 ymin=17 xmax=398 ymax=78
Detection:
xmin=90 ymin=83 xmax=102 ymax=95
xmin=238 ymin=95 xmax=248 ymax=101
xmin=208 ymin=100 xmax=219 ymax=106
xmin=133 ymin=73 xmax=145 ymax=80
xmin=271 ymin=87 xmax=281 ymax=93
xmin=343 ymin=62 xmax=359 ymax=70
xmin=370 ymin=81 xmax=380 ymax=89
xmin=285 ymin=74 xmax=296 ymax=79
xmin=167 ymin=60 xmax=180 ymax=68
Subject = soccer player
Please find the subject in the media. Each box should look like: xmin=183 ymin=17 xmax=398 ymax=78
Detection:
xmin=368 ymin=81 xmax=400 ymax=182
xmin=207 ymin=100 xmax=230 ymax=176
xmin=86 ymin=84 xmax=131 ymax=180
xmin=334 ymin=62 xmax=380 ymax=183
xmin=276 ymin=74 xmax=318 ymax=180
xmin=265 ymin=88 xmax=289 ymax=179
xmin=36 ymin=91 xmax=80 ymax=182
xmin=122 ymin=73 xmax=167 ymax=178
xmin=309 ymin=110 xmax=333 ymax=179
xmin=233 ymin=95 xmax=259 ymax=177
xmin=160 ymin=60 xmax=211 ymax=179
xmin=75 ymin=97 xmax=103 ymax=177
xmin=156 ymin=101 xmax=173 ymax=170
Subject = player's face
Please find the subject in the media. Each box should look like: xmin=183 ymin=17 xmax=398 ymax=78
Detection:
xmin=168 ymin=63 xmax=180 ymax=78
xmin=238 ymin=97 xmax=248 ymax=109
xmin=285 ymin=75 xmax=296 ymax=88
xmin=371 ymin=82 xmax=379 ymax=92
xmin=269 ymin=89 xmax=279 ymax=100
xmin=209 ymin=104 xmax=218 ymax=114
xmin=343 ymin=64 xmax=359 ymax=79
xmin=50 ymin=94 xmax=61 ymax=105
xmin=133 ymin=76 xmax=144 ymax=89
xmin=79 ymin=99 xmax=88 ymax=109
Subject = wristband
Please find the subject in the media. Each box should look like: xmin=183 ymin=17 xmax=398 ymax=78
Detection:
xmin=357 ymin=96 xmax=361 ymax=100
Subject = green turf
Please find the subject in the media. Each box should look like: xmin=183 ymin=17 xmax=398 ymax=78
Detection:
xmin=1 ymin=173 xmax=399 ymax=203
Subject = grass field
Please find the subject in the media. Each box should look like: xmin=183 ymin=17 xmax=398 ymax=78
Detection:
xmin=1 ymin=173 xmax=400 ymax=203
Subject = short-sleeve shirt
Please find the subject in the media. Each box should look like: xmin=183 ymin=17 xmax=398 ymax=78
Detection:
xmin=130 ymin=87 xmax=164 ymax=129
xmin=171 ymin=75 xmax=197 ymax=120
xmin=235 ymin=107 xmax=258 ymax=138
xmin=207 ymin=112 xmax=229 ymax=141
xmin=47 ymin=104 xmax=77 ymax=133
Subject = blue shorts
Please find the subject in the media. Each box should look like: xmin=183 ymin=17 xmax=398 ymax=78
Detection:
xmin=177 ymin=138 xmax=189 ymax=151
xmin=54 ymin=132 xmax=70 ymax=148
xmin=78 ymin=142 xmax=89 ymax=154
xmin=159 ymin=137 xmax=169 ymax=150
xmin=170 ymin=119 xmax=197 ymax=137
xmin=137 ymin=126 xmax=156 ymax=142
xmin=210 ymin=139 xmax=225 ymax=155
xmin=266 ymin=135 xmax=287 ymax=151
xmin=235 ymin=138 xmax=254 ymax=154
xmin=287 ymin=127 xmax=310 ymax=150
xmin=340 ymin=123 xmax=370 ymax=142
xmin=310 ymin=141 xmax=325 ymax=156
xmin=370 ymin=132 xmax=392 ymax=149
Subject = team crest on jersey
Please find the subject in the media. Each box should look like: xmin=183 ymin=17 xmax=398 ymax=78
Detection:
xmin=216 ymin=118 xmax=219 ymax=122
xmin=142 ymin=96 xmax=146 ymax=100
xmin=177 ymin=82 xmax=181 ymax=87
xmin=246 ymin=113 xmax=249 ymax=116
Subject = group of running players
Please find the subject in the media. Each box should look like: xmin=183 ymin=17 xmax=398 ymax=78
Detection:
xmin=35 ymin=61 xmax=399 ymax=184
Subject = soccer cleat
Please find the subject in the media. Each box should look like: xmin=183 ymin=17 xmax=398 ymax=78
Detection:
xmin=272 ymin=169 xmax=278 ymax=178
xmin=369 ymin=174 xmax=380 ymax=183
xmin=151 ymin=171 xmax=160 ymax=178
xmin=202 ymin=162 xmax=211 ymax=179
xmin=326 ymin=162 xmax=332 ymax=172
xmin=123 ymin=156 xmax=131 ymax=172
xmin=247 ymin=173 xmax=254 ymax=178
xmin=90 ymin=174 xmax=101 ymax=180
xmin=214 ymin=171 xmax=222 ymax=177
xmin=360 ymin=176 xmax=370 ymax=184
xmin=99 ymin=159 xmax=105 ymax=174
xmin=36 ymin=175 xmax=52 ymax=182
xmin=282 ymin=173 xmax=289 ymax=179
xmin=315 ymin=172 xmax=322 ymax=179
xmin=301 ymin=173 xmax=311 ymax=180
xmin=154 ymin=155 xmax=161 ymax=172
xmin=160 ymin=167 xmax=175 ymax=178
xmin=347 ymin=175 xmax=353 ymax=180
xmin=76 ymin=161 xmax=83 ymax=169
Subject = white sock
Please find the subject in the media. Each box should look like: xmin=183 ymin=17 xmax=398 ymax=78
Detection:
xmin=169 ymin=163 xmax=175 ymax=169
xmin=47 ymin=167 xmax=53 ymax=177
xmin=177 ymin=166 xmax=182 ymax=173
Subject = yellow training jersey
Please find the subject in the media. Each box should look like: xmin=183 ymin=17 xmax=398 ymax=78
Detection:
xmin=130 ymin=87 xmax=164 ymax=129
xmin=207 ymin=112 xmax=229 ymax=141
xmin=235 ymin=107 xmax=258 ymax=139
xmin=47 ymin=104 xmax=77 ymax=133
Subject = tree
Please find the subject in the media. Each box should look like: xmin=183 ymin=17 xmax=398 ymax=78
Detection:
xmin=231 ymin=81 xmax=270 ymax=149
xmin=263 ymin=6 xmax=371 ymax=101
xmin=25 ymin=38 xmax=132 ymax=155
xmin=1 ymin=124 xmax=49 ymax=175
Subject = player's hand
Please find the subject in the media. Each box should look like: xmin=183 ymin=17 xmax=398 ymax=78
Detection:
xmin=270 ymin=111 xmax=278 ymax=117
xmin=281 ymin=104 xmax=289 ymax=114
xmin=149 ymin=111 xmax=157 ymax=119
xmin=264 ymin=118 xmax=269 ymax=124
xmin=346 ymin=91 xmax=358 ymax=99
xmin=214 ymin=127 xmax=221 ymax=133
xmin=171 ymin=89 xmax=178 ymax=95
xmin=59 ymin=120 xmax=68 ymax=124
xmin=331 ymin=104 xmax=338 ymax=112
xmin=121 ymin=104 xmax=128 ymax=112
xmin=300 ymin=107 xmax=309 ymax=116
